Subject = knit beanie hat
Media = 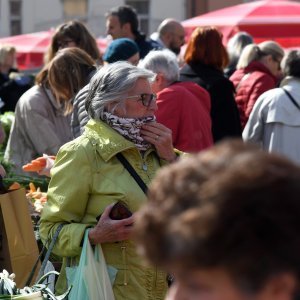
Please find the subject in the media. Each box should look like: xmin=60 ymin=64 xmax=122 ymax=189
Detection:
xmin=103 ymin=38 xmax=139 ymax=63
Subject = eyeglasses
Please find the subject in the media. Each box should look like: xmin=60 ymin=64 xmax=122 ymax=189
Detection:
xmin=127 ymin=93 xmax=157 ymax=107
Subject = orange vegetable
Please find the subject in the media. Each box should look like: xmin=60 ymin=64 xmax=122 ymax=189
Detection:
xmin=22 ymin=156 xmax=56 ymax=173
xmin=22 ymin=163 xmax=42 ymax=172
xmin=29 ymin=182 xmax=36 ymax=193
xmin=8 ymin=182 xmax=21 ymax=190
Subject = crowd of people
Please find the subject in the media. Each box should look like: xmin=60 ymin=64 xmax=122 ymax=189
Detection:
xmin=1 ymin=4 xmax=300 ymax=300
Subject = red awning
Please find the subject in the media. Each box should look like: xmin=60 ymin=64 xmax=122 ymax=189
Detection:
xmin=0 ymin=30 xmax=108 ymax=70
xmin=182 ymin=0 xmax=300 ymax=48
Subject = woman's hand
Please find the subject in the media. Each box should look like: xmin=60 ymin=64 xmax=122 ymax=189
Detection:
xmin=88 ymin=203 xmax=134 ymax=245
xmin=141 ymin=122 xmax=177 ymax=162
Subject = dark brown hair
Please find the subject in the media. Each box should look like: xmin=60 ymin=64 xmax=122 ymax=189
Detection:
xmin=184 ymin=26 xmax=229 ymax=71
xmin=135 ymin=139 xmax=300 ymax=292
xmin=45 ymin=20 xmax=101 ymax=64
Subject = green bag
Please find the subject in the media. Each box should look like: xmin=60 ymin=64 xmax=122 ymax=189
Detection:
xmin=66 ymin=230 xmax=116 ymax=300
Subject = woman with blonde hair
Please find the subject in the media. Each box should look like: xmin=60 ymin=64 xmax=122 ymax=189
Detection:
xmin=4 ymin=48 xmax=96 ymax=175
xmin=180 ymin=26 xmax=241 ymax=142
xmin=230 ymin=41 xmax=284 ymax=128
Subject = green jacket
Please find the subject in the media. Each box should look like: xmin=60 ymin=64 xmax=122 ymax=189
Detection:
xmin=39 ymin=119 xmax=167 ymax=299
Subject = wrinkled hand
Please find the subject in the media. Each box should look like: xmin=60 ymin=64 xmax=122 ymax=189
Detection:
xmin=141 ymin=122 xmax=176 ymax=162
xmin=88 ymin=203 xmax=134 ymax=244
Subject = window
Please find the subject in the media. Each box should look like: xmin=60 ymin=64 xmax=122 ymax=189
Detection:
xmin=125 ymin=0 xmax=150 ymax=35
xmin=9 ymin=0 xmax=22 ymax=35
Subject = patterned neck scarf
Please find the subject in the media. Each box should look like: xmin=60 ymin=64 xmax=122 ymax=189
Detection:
xmin=101 ymin=112 xmax=156 ymax=151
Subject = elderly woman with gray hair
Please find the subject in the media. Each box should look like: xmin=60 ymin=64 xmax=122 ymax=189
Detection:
xmin=39 ymin=61 xmax=174 ymax=299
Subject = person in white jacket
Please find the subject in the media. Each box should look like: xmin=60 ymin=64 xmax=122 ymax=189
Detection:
xmin=243 ymin=50 xmax=300 ymax=164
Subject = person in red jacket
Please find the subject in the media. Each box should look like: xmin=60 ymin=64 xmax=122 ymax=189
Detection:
xmin=230 ymin=41 xmax=284 ymax=128
xmin=139 ymin=49 xmax=213 ymax=153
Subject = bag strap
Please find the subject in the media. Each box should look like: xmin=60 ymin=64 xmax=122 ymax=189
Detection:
xmin=116 ymin=153 xmax=148 ymax=194
xmin=26 ymin=223 xmax=64 ymax=285
xmin=282 ymin=88 xmax=300 ymax=110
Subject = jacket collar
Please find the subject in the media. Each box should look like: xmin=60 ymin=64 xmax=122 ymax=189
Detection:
xmin=181 ymin=63 xmax=224 ymax=77
xmin=244 ymin=61 xmax=277 ymax=82
xmin=83 ymin=119 xmax=154 ymax=161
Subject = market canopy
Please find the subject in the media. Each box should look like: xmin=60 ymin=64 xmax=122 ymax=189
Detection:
xmin=0 ymin=30 xmax=108 ymax=70
xmin=182 ymin=0 xmax=300 ymax=48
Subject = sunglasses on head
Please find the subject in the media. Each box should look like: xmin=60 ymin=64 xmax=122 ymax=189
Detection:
xmin=127 ymin=93 xmax=157 ymax=107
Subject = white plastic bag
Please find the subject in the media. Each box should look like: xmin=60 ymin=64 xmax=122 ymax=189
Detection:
xmin=66 ymin=230 xmax=115 ymax=300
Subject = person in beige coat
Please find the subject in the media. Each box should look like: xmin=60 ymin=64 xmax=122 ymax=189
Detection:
xmin=4 ymin=48 xmax=96 ymax=175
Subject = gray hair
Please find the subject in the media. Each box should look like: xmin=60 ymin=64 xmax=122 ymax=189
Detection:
xmin=139 ymin=49 xmax=179 ymax=84
xmin=85 ymin=61 xmax=155 ymax=119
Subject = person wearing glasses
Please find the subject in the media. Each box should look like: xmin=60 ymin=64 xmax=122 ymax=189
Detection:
xmin=71 ymin=38 xmax=140 ymax=139
xmin=230 ymin=41 xmax=284 ymax=128
xmin=45 ymin=20 xmax=102 ymax=65
xmin=40 ymin=61 xmax=175 ymax=299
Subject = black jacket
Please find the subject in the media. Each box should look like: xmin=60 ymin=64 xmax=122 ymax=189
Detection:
xmin=180 ymin=63 xmax=241 ymax=142
xmin=0 ymin=68 xmax=33 ymax=113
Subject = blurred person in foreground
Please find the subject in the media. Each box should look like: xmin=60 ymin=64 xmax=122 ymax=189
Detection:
xmin=134 ymin=139 xmax=300 ymax=300
xmin=140 ymin=49 xmax=213 ymax=153
xmin=40 ymin=61 xmax=177 ymax=298
xmin=5 ymin=48 xmax=96 ymax=175
xmin=180 ymin=26 xmax=241 ymax=143
xmin=71 ymin=38 xmax=140 ymax=138
xmin=230 ymin=41 xmax=284 ymax=128
xmin=105 ymin=5 xmax=159 ymax=59
xmin=243 ymin=50 xmax=300 ymax=165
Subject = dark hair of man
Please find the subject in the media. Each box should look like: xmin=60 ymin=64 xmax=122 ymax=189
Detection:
xmin=106 ymin=5 xmax=140 ymax=36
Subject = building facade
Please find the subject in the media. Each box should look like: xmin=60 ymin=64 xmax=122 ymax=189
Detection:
xmin=1 ymin=0 xmax=300 ymax=39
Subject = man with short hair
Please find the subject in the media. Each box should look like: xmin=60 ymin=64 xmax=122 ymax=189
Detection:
xmin=105 ymin=5 xmax=159 ymax=58
xmin=151 ymin=18 xmax=185 ymax=55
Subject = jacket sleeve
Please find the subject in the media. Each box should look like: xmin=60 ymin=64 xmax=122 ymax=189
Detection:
xmin=243 ymin=95 xmax=265 ymax=144
xmin=71 ymin=86 xmax=90 ymax=138
xmin=39 ymin=141 xmax=93 ymax=257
